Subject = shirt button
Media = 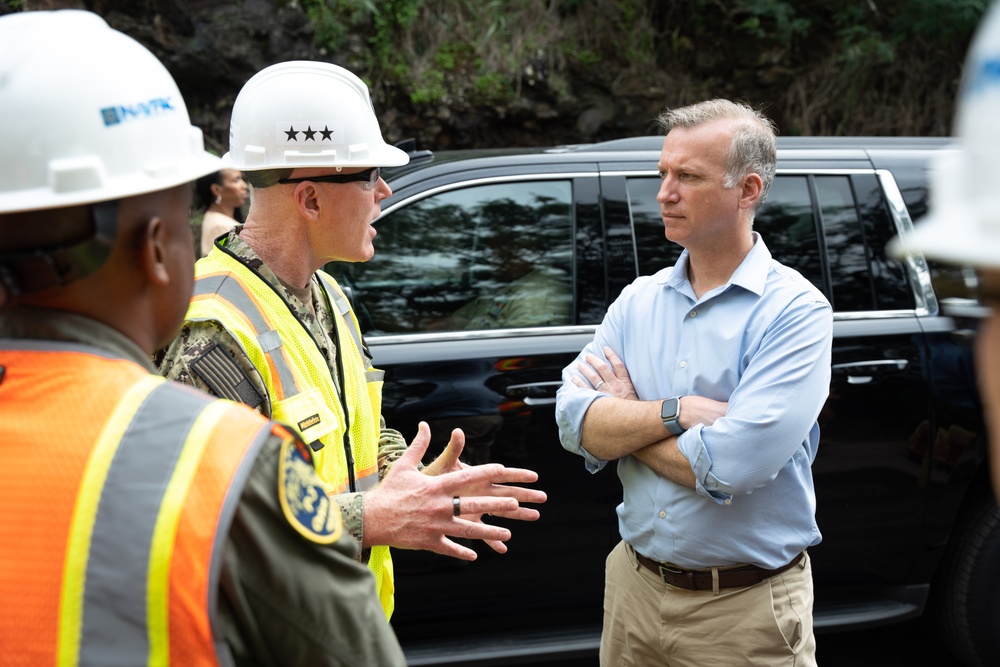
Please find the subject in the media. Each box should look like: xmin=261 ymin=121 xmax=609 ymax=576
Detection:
xmin=690 ymin=310 xmax=697 ymax=317
xmin=725 ymin=499 xmax=732 ymax=506
xmin=659 ymin=510 xmax=666 ymax=519
xmin=680 ymin=361 xmax=687 ymax=368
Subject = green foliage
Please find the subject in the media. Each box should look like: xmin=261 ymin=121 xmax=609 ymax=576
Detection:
xmin=736 ymin=0 xmax=810 ymax=43
xmin=566 ymin=46 xmax=600 ymax=67
xmin=617 ymin=0 xmax=656 ymax=65
xmin=300 ymin=0 xmax=363 ymax=51
xmin=410 ymin=69 xmax=447 ymax=105
xmin=898 ymin=0 xmax=990 ymax=40
xmin=473 ymin=72 xmax=513 ymax=105
xmin=297 ymin=0 xmax=989 ymax=134
xmin=369 ymin=0 xmax=423 ymax=73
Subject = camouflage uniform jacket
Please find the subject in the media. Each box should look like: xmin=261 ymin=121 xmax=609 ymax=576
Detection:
xmin=156 ymin=228 xmax=408 ymax=552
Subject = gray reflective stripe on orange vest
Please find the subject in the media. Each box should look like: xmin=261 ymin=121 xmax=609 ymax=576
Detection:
xmin=78 ymin=382 xmax=203 ymax=663
xmin=76 ymin=379 xmax=267 ymax=667
xmin=194 ymin=274 xmax=300 ymax=397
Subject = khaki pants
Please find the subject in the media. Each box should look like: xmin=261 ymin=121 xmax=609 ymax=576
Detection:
xmin=600 ymin=541 xmax=816 ymax=667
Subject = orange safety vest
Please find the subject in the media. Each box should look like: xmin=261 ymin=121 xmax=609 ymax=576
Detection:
xmin=0 ymin=340 xmax=274 ymax=666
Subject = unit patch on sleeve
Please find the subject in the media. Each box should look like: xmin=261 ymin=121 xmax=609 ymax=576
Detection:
xmin=277 ymin=436 xmax=343 ymax=544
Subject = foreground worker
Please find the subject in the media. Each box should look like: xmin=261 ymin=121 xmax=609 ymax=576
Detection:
xmin=0 ymin=10 xmax=517 ymax=665
xmin=157 ymin=60 xmax=547 ymax=618
xmin=890 ymin=2 xmax=1000 ymax=496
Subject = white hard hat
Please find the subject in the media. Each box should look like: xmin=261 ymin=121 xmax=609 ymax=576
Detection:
xmin=225 ymin=61 xmax=409 ymax=172
xmin=0 ymin=10 xmax=221 ymax=214
xmin=890 ymin=2 xmax=1000 ymax=268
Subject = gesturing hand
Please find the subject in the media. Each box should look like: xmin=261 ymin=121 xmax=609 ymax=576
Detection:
xmin=363 ymin=422 xmax=547 ymax=560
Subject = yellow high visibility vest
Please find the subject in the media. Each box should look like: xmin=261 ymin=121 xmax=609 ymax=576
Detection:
xmin=186 ymin=246 xmax=395 ymax=618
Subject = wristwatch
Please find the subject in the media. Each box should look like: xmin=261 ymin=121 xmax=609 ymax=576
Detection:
xmin=660 ymin=397 xmax=684 ymax=435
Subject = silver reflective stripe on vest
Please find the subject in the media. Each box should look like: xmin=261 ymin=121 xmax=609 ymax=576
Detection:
xmin=207 ymin=420 xmax=272 ymax=666
xmin=194 ymin=274 xmax=300 ymax=397
xmin=78 ymin=382 xmax=207 ymax=665
xmin=316 ymin=274 xmax=366 ymax=361
xmin=356 ymin=471 xmax=379 ymax=492
xmin=257 ymin=329 xmax=282 ymax=353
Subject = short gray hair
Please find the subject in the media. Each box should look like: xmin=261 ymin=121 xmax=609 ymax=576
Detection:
xmin=656 ymin=99 xmax=777 ymax=214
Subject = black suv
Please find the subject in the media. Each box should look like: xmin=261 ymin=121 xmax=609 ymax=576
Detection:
xmin=326 ymin=136 xmax=994 ymax=666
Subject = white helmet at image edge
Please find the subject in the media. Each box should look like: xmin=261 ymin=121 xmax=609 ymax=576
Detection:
xmin=225 ymin=61 xmax=409 ymax=171
xmin=0 ymin=10 xmax=221 ymax=214
xmin=889 ymin=2 xmax=1000 ymax=269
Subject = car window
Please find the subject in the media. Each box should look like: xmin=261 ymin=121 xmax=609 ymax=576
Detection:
xmin=326 ymin=180 xmax=574 ymax=335
xmin=851 ymin=173 xmax=917 ymax=310
xmin=815 ymin=175 xmax=874 ymax=311
xmin=628 ymin=175 xmax=825 ymax=297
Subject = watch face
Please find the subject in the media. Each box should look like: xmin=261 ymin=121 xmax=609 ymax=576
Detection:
xmin=661 ymin=397 xmax=679 ymax=421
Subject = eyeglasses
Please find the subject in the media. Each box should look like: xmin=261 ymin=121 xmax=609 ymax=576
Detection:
xmin=278 ymin=167 xmax=381 ymax=191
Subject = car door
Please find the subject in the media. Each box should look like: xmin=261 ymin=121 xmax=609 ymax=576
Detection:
xmin=326 ymin=165 xmax=621 ymax=650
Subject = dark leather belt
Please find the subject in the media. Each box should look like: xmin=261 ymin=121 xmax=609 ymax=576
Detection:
xmin=633 ymin=549 xmax=804 ymax=591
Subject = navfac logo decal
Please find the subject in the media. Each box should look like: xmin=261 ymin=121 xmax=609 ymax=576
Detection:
xmin=966 ymin=58 xmax=1000 ymax=97
xmin=101 ymin=97 xmax=176 ymax=127
xmin=276 ymin=120 xmax=345 ymax=145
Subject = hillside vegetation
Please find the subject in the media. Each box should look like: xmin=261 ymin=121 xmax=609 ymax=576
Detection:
xmin=5 ymin=0 xmax=990 ymax=150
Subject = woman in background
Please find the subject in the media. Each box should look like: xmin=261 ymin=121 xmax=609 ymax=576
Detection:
xmin=196 ymin=168 xmax=248 ymax=256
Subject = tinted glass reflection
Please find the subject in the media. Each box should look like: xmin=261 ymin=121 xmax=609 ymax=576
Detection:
xmin=327 ymin=181 xmax=574 ymax=334
xmin=628 ymin=176 xmax=825 ymax=298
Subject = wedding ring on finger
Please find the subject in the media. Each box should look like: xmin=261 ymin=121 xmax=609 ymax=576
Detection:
xmin=453 ymin=496 xmax=461 ymax=517
xmin=595 ymin=380 xmax=606 ymax=391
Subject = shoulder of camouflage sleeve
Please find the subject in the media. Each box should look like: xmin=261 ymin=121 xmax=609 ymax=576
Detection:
xmin=190 ymin=343 xmax=265 ymax=409
xmin=160 ymin=321 xmax=267 ymax=412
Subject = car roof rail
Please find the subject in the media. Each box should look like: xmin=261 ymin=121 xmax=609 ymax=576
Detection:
xmin=557 ymin=136 xmax=664 ymax=153
xmin=556 ymin=135 xmax=955 ymax=154
xmin=395 ymin=138 xmax=434 ymax=163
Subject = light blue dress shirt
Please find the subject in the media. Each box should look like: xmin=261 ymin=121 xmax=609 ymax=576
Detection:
xmin=556 ymin=234 xmax=833 ymax=570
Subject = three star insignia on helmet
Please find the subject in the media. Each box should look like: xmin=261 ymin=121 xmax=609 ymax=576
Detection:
xmin=278 ymin=436 xmax=343 ymax=544
xmin=283 ymin=124 xmax=336 ymax=142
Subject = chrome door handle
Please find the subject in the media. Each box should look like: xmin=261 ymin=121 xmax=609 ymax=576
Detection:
xmin=506 ymin=381 xmax=562 ymax=406
xmin=831 ymin=359 xmax=908 ymax=385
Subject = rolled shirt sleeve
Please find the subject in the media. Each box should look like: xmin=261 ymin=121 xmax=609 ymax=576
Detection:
xmin=677 ymin=289 xmax=833 ymax=504
xmin=556 ymin=304 xmax=628 ymax=473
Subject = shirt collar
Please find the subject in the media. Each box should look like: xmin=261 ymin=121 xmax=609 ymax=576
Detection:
xmin=663 ymin=232 xmax=772 ymax=297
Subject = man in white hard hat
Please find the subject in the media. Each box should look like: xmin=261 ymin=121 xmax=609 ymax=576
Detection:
xmin=890 ymin=3 xmax=1000 ymax=495
xmin=157 ymin=60 xmax=548 ymax=619
xmin=0 ymin=10 xmax=411 ymax=665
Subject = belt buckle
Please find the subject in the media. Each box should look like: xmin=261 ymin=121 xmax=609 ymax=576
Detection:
xmin=657 ymin=563 xmax=689 ymax=590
